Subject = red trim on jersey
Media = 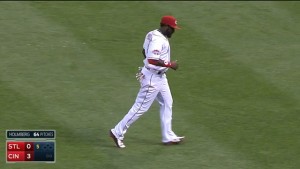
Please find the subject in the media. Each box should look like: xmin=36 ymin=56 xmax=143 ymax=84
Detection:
xmin=148 ymin=59 xmax=159 ymax=65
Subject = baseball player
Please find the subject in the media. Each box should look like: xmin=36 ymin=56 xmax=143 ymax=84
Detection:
xmin=110 ymin=15 xmax=184 ymax=148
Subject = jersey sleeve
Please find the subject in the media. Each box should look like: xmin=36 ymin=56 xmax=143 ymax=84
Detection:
xmin=143 ymin=33 xmax=163 ymax=60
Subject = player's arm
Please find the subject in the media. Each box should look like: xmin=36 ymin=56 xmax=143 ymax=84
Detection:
xmin=145 ymin=39 xmax=179 ymax=70
xmin=148 ymin=59 xmax=178 ymax=70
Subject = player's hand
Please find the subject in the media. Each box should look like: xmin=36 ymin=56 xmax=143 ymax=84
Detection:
xmin=136 ymin=72 xmax=144 ymax=82
xmin=136 ymin=67 xmax=145 ymax=82
xmin=170 ymin=60 xmax=178 ymax=70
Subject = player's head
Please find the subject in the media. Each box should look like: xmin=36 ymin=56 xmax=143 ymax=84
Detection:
xmin=160 ymin=15 xmax=181 ymax=38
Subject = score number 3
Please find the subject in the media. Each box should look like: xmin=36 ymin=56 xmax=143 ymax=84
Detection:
xmin=27 ymin=153 xmax=31 ymax=159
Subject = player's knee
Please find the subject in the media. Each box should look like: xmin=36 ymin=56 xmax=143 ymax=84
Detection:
xmin=165 ymin=99 xmax=173 ymax=108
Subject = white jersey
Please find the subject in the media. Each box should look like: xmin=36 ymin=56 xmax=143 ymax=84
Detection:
xmin=143 ymin=29 xmax=170 ymax=72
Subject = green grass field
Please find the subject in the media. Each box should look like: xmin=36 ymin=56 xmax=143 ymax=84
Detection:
xmin=0 ymin=1 xmax=299 ymax=169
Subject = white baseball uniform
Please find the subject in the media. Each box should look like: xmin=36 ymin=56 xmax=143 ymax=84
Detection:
xmin=112 ymin=29 xmax=179 ymax=143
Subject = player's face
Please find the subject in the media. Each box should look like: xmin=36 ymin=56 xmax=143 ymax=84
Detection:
xmin=166 ymin=26 xmax=175 ymax=38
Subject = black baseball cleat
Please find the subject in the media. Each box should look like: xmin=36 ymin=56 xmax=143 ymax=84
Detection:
xmin=163 ymin=136 xmax=185 ymax=145
xmin=109 ymin=129 xmax=126 ymax=148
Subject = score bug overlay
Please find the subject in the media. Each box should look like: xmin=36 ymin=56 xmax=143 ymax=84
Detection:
xmin=6 ymin=130 xmax=56 ymax=163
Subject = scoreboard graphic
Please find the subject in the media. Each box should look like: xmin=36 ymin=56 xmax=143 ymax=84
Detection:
xmin=6 ymin=130 xmax=56 ymax=163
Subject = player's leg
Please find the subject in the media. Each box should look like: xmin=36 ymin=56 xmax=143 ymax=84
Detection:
xmin=157 ymin=77 xmax=183 ymax=143
xmin=156 ymin=92 xmax=174 ymax=142
xmin=113 ymin=74 xmax=159 ymax=140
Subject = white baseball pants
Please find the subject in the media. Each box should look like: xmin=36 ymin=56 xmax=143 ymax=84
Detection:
xmin=113 ymin=67 xmax=178 ymax=143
